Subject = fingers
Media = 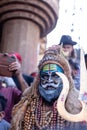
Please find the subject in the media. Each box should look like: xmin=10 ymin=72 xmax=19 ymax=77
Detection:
xmin=9 ymin=61 xmax=21 ymax=72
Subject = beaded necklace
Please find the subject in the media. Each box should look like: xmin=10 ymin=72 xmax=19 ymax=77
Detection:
xmin=23 ymin=96 xmax=65 ymax=130
xmin=23 ymin=96 xmax=37 ymax=130
xmin=35 ymin=98 xmax=53 ymax=129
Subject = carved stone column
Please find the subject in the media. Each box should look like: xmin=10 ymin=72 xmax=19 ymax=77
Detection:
xmin=0 ymin=0 xmax=59 ymax=74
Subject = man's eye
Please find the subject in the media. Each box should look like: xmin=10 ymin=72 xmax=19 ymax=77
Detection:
xmin=52 ymin=73 xmax=59 ymax=78
xmin=41 ymin=74 xmax=49 ymax=79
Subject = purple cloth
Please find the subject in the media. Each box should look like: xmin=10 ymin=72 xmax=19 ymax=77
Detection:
xmin=0 ymin=86 xmax=22 ymax=122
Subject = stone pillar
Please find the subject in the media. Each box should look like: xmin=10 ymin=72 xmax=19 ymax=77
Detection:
xmin=0 ymin=0 xmax=59 ymax=74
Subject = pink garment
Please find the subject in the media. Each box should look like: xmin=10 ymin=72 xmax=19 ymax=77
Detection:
xmin=0 ymin=86 xmax=22 ymax=122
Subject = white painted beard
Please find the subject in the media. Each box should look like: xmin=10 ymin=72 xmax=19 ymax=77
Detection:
xmin=39 ymin=83 xmax=63 ymax=102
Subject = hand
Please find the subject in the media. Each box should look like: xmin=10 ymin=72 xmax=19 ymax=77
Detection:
xmin=8 ymin=58 xmax=22 ymax=76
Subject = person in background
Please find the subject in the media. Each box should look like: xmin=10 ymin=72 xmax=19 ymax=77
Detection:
xmin=0 ymin=75 xmax=22 ymax=123
xmin=10 ymin=52 xmax=34 ymax=91
xmin=84 ymin=53 xmax=87 ymax=69
xmin=59 ymin=35 xmax=80 ymax=64
xmin=0 ymin=94 xmax=10 ymax=130
xmin=30 ymin=71 xmax=37 ymax=78
xmin=59 ymin=35 xmax=80 ymax=90
xmin=69 ymin=59 xmax=80 ymax=90
xmin=0 ymin=54 xmax=28 ymax=122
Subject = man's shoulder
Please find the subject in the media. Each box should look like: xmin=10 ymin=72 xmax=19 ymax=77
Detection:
xmin=0 ymin=119 xmax=10 ymax=129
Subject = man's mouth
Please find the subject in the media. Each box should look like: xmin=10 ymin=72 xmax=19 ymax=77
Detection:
xmin=45 ymin=85 xmax=56 ymax=90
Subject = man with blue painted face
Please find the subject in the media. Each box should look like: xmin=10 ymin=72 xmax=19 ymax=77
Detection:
xmin=39 ymin=63 xmax=64 ymax=103
xmin=10 ymin=47 xmax=84 ymax=130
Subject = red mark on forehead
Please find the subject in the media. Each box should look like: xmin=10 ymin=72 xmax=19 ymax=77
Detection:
xmin=48 ymin=64 xmax=51 ymax=74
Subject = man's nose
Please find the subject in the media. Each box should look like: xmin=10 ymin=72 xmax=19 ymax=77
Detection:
xmin=48 ymin=75 xmax=53 ymax=83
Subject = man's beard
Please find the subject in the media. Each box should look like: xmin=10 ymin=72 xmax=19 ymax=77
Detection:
xmin=39 ymin=83 xmax=63 ymax=103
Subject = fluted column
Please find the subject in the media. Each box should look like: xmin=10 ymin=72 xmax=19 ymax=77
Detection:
xmin=0 ymin=0 xmax=59 ymax=74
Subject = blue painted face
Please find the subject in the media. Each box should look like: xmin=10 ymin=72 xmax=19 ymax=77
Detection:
xmin=39 ymin=64 xmax=64 ymax=102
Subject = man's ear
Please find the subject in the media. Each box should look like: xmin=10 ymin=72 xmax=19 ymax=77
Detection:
xmin=0 ymin=111 xmax=5 ymax=120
